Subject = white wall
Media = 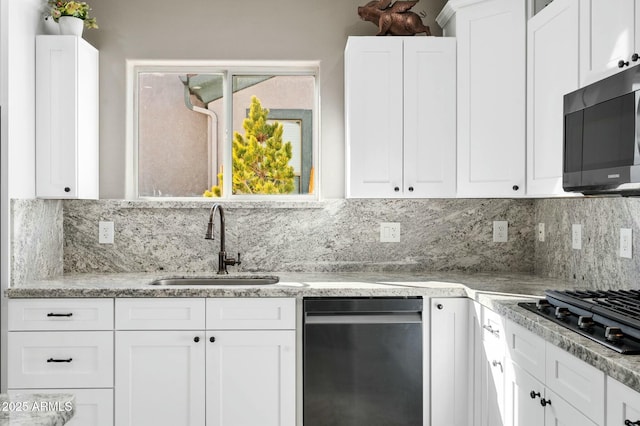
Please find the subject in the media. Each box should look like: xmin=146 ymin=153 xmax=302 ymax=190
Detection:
xmin=84 ymin=0 xmax=446 ymax=199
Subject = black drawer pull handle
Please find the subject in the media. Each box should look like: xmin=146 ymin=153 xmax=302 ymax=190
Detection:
xmin=47 ymin=313 xmax=73 ymax=317
xmin=210 ymin=336 xmax=216 ymax=343
xmin=540 ymin=398 xmax=551 ymax=407
xmin=194 ymin=336 xmax=200 ymax=343
xmin=529 ymin=391 xmax=540 ymax=399
xmin=47 ymin=358 xmax=72 ymax=363
xmin=625 ymin=420 xmax=640 ymax=426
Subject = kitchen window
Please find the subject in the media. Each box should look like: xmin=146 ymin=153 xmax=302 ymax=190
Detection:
xmin=127 ymin=61 xmax=319 ymax=199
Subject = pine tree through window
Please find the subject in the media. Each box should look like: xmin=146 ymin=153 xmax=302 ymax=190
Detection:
xmin=132 ymin=63 xmax=318 ymax=199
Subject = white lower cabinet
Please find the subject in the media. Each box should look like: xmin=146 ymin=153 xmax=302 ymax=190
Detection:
xmin=608 ymin=376 xmax=640 ymax=426
xmin=206 ymin=330 xmax=295 ymax=426
xmin=115 ymin=331 xmax=206 ymax=426
xmin=114 ymin=298 xmax=296 ymax=426
xmin=430 ymin=298 xmax=470 ymax=426
xmin=7 ymin=298 xmax=115 ymax=425
xmin=478 ymin=305 xmax=507 ymax=426
xmin=504 ymin=319 xmax=603 ymax=426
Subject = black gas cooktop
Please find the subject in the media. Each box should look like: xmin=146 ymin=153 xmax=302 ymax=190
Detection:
xmin=519 ymin=289 xmax=640 ymax=354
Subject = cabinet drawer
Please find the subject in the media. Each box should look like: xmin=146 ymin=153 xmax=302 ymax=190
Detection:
xmin=8 ymin=299 xmax=113 ymax=331
xmin=9 ymin=388 xmax=113 ymax=426
xmin=206 ymin=298 xmax=295 ymax=330
xmin=115 ymin=298 xmax=205 ymax=330
xmin=8 ymin=331 xmax=113 ymax=388
xmin=506 ymin=319 xmax=545 ymax=379
xmin=545 ymin=343 xmax=604 ymax=425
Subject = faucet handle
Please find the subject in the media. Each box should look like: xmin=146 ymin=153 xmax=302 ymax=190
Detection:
xmin=224 ymin=253 xmax=242 ymax=267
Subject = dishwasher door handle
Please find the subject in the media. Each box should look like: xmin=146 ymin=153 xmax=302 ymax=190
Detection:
xmin=304 ymin=313 xmax=422 ymax=324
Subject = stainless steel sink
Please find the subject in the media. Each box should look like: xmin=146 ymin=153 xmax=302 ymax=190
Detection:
xmin=149 ymin=276 xmax=279 ymax=286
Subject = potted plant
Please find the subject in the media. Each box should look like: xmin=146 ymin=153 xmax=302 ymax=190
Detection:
xmin=48 ymin=1 xmax=98 ymax=36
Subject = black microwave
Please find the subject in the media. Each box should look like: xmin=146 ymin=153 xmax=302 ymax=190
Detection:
xmin=563 ymin=65 xmax=640 ymax=195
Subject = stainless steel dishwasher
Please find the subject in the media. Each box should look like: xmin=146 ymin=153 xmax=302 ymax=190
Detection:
xmin=303 ymin=297 xmax=423 ymax=426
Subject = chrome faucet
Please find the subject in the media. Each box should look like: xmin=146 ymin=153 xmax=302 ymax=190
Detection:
xmin=205 ymin=203 xmax=241 ymax=274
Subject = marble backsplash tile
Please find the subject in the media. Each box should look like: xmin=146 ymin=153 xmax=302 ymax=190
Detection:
xmin=535 ymin=197 xmax=640 ymax=290
xmin=61 ymin=199 xmax=535 ymax=274
xmin=11 ymin=199 xmax=63 ymax=284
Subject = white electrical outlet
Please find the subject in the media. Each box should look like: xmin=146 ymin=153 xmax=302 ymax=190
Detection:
xmin=572 ymin=224 xmax=582 ymax=250
xmin=380 ymin=222 xmax=401 ymax=243
xmin=620 ymin=228 xmax=633 ymax=259
xmin=99 ymin=221 xmax=114 ymax=244
xmin=493 ymin=221 xmax=508 ymax=243
xmin=538 ymin=223 xmax=545 ymax=242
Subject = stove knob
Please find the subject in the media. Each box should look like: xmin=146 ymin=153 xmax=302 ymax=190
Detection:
xmin=554 ymin=307 xmax=570 ymax=320
xmin=578 ymin=316 xmax=594 ymax=330
xmin=605 ymin=326 xmax=624 ymax=343
xmin=536 ymin=299 xmax=551 ymax=311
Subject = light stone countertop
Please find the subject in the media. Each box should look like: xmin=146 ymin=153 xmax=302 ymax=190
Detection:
xmin=0 ymin=393 xmax=74 ymax=426
xmin=7 ymin=270 xmax=640 ymax=394
xmin=5 ymin=271 xmax=572 ymax=298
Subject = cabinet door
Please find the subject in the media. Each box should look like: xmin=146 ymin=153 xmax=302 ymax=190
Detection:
xmin=526 ymin=0 xmax=580 ymax=196
xmin=545 ymin=343 xmax=605 ymax=425
xmin=345 ymin=37 xmax=403 ymax=198
xmin=544 ymin=388 xmax=598 ymax=426
xmin=504 ymin=363 xmax=544 ymax=426
xmin=35 ymin=35 xmax=98 ymax=199
xmin=115 ymin=331 xmax=205 ymax=426
xmin=403 ymin=37 xmax=456 ymax=198
xmin=430 ymin=298 xmax=469 ymax=426
xmin=580 ymin=0 xmax=637 ymax=86
xmin=206 ymin=330 xmax=295 ymax=426
xmin=607 ymin=377 xmax=640 ymax=426
xmin=455 ymin=0 xmax=526 ymax=197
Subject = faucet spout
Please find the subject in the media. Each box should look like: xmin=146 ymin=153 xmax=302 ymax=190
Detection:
xmin=205 ymin=203 xmax=241 ymax=274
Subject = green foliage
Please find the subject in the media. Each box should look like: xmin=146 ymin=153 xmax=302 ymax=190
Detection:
xmin=204 ymin=96 xmax=295 ymax=196
xmin=48 ymin=1 xmax=98 ymax=29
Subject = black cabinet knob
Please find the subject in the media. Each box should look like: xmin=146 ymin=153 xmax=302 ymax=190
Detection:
xmin=530 ymin=390 xmax=540 ymax=399
xmin=209 ymin=336 xmax=216 ymax=343
xmin=436 ymin=303 xmax=443 ymax=310
xmin=394 ymin=187 xmax=400 ymax=192
xmin=193 ymin=336 xmax=200 ymax=343
xmin=408 ymin=186 xmax=414 ymax=192
xmin=633 ymin=53 xmax=640 ymax=62
xmin=540 ymin=398 xmax=551 ymax=407
xmin=625 ymin=420 xmax=640 ymax=425
xmin=619 ymin=59 xmax=630 ymax=68
xmin=512 ymin=185 xmax=519 ymax=191
xmin=64 ymin=187 xmax=71 ymax=193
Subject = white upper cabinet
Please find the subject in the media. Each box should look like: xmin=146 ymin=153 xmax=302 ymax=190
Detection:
xmin=36 ymin=35 xmax=99 ymax=199
xmin=437 ymin=0 xmax=526 ymax=197
xmin=526 ymin=0 xmax=580 ymax=196
xmin=580 ymin=0 xmax=640 ymax=86
xmin=345 ymin=36 xmax=456 ymax=198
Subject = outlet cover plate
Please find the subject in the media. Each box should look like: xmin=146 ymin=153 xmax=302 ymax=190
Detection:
xmin=380 ymin=222 xmax=401 ymax=243
xmin=572 ymin=224 xmax=582 ymax=250
xmin=493 ymin=221 xmax=508 ymax=243
xmin=99 ymin=221 xmax=114 ymax=244
xmin=620 ymin=228 xmax=633 ymax=259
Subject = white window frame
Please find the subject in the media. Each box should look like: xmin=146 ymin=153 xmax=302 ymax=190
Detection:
xmin=126 ymin=59 xmax=321 ymax=200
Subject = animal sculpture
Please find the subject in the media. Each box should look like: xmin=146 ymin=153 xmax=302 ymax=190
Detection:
xmin=357 ymin=0 xmax=431 ymax=36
